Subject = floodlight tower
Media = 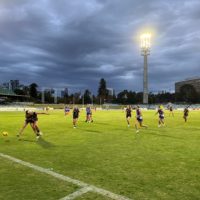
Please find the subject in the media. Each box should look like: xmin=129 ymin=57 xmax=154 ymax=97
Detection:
xmin=140 ymin=33 xmax=151 ymax=104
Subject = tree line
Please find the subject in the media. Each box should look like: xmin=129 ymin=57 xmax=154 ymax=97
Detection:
xmin=14 ymin=79 xmax=200 ymax=104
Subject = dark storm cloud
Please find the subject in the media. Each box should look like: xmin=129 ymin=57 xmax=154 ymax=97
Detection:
xmin=0 ymin=0 xmax=200 ymax=93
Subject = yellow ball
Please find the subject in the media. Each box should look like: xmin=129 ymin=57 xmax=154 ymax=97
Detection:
xmin=2 ymin=131 xmax=8 ymax=136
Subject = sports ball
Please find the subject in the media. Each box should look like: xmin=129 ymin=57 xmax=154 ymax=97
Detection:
xmin=2 ymin=131 xmax=8 ymax=136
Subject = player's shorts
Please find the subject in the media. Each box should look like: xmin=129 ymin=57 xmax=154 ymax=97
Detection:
xmin=73 ymin=114 xmax=79 ymax=119
xmin=159 ymin=115 xmax=164 ymax=119
xmin=184 ymin=114 xmax=188 ymax=117
xmin=65 ymin=111 xmax=70 ymax=115
xmin=86 ymin=112 xmax=91 ymax=116
xmin=26 ymin=119 xmax=34 ymax=123
xmin=32 ymin=118 xmax=38 ymax=122
xmin=126 ymin=114 xmax=131 ymax=118
xmin=137 ymin=116 xmax=143 ymax=122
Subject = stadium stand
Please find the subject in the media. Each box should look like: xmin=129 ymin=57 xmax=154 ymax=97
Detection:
xmin=0 ymin=88 xmax=17 ymax=96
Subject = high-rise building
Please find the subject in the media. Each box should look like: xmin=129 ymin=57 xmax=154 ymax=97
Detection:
xmin=61 ymin=88 xmax=69 ymax=97
xmin=2 ymin=82 xmax=10 ymax=89
xmin=107 ymin=88 xmax=114 ymax=96
xmin=10 ymin=80 xmax=20 ymax=91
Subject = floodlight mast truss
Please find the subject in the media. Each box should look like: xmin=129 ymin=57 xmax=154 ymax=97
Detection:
xmin=41 ymin=87 xmax=58 ymax=104
xmin=141 ymin=33 xmax=151 ymax=104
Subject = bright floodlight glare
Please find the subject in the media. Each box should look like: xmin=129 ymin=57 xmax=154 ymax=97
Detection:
xmin=140 ymin=33 xmax=151 ymax=49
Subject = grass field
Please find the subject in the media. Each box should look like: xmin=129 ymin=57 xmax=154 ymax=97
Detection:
xmin=0 ymin=110 xmax=200 ymax=200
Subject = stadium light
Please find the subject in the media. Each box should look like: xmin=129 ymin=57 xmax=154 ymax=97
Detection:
xmin=140 ymin=33 xmax=151 ymax=104
xmin=82 ymin=94 xmax=84 ymax=108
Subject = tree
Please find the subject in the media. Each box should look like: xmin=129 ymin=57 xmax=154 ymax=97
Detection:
xmin=29 ymin=83 xmax=38 ymax=99
xmin=14 ymin=89 xmax=26 ymax=95
xmin=117 ymin=90 xmax=128 ymax=104
xmin=83 ymin=89 xmax=92 ymax=104
xmin=98 ymin=78 xmax=108 ymax=104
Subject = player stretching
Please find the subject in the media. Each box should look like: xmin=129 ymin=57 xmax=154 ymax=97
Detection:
xmin=17 ymin=110 xmax=47 ymax=139
xmin=126 ymin=105 xmax=132 ymax=127
xmin=135 ymin=106 xmax=148 ymax=133
xmin=183 ymin=107 xmax=189 ymax=122
xmin=85 ymin=106 xmax=93 ymax=123
xmin=155 ymin=105 xmax=165 ymax=127
xmin=73 ymin=106 xmax=80 ymax=128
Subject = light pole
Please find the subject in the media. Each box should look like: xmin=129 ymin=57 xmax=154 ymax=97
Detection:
xmin=82 ymin=94 xmax=84 ymax=108
xmin=140 ymin=33 xmax=151 ymax=104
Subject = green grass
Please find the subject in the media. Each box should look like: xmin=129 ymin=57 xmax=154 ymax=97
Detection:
xmin=0 ymin=110 xmax=200 ymax=200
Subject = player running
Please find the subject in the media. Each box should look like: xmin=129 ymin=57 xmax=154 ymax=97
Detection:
xmin=73 ymin=106 xmax=80 ymax=128
xmin=155 ymin=105 xmax=165 ymax=127
xmin=17 ymin=110 xmax=48 ymax=140
xmin=183 ymin=107 xmax=189 ymax=122
xmin=125 ymin=105 xmax=132 ymax=127
xmin=85 ymin=105 xmax=93 ymax=123
xmin=135 ymin=106 xmax=148 ymax=133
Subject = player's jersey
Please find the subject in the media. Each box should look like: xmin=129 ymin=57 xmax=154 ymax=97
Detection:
xmin=136 ymin=108 xmax=143 ymax=122
xmin=184 ymin=108 xmax=189 ymax=116
xmin=65 ymin=107 xmax=70 ymax=112
xmin=136 ymin=108 xmax=141 ymax=117
xmin=158 ymin=109 xmax=164 ymax=119
xmin=73 ymin=108 xmax=79 ymax=118
xmin=136 ymin=108 xmax=143 ymax=121
xmin=126 ymin=108 xmax=132 ymax=117
xmin=25 ymin=111 xmax=38 ymax=123
xmin=86 ymin=107 xmax=91 ymax=115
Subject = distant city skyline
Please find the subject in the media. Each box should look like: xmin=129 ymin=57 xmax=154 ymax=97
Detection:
xmin=0 ymin=0 xmax=200 ymax=93
xmin=1 ymin=79 xmax=176 ymax=95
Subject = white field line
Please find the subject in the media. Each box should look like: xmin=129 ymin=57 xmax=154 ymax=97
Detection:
xmin=59 ymin=187 xmax=92 ymax=200
xmin=0 ymin=153 xmax=132 ymax=200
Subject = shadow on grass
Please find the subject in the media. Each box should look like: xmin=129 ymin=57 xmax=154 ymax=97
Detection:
xmin=18 ymin=138 xmax=36 ymax=143
xmin=86 ymin=129 xmax=102 ymax=133
xmin=78 ymin=128 xmax=102 ymax=133
xmin=37 ymin=138 xmax=55 ymax=148
xmin=94 ymin=122 xmax=110 ymax=126
xmin=145 ymin=130 xmax=183 ymax=140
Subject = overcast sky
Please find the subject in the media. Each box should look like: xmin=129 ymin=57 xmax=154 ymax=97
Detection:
xmin=0 ymin=0 xmax=200 ymax=93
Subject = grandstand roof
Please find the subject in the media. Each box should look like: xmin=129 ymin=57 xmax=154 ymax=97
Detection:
xmin=0 ymin=88 xmax=29 ymax=97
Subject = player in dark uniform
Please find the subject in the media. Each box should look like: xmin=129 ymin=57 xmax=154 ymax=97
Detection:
xmin=85 ymin=106 xmax=93 ymax=123
xmin=135 ymin=106 xmax=148 ymax=133
xmin=73 ymin=106 xmax=80 ymax=128
xmin=17 ymin=110 xmax=48 ymax=139
xmin=183 ymin=107 xmax=189 ymax=122
xmin=168 ymin=105 xmax=174 ymax=117
xmin=155 ymin=105 xmax=165 ymax=127
xmin=126 ymin=105 xmax=132 ymax=127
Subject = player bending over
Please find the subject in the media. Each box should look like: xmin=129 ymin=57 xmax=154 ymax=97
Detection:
xmin=73 ymin=106 xmax=80 ymax=128
xmin=183 ymin=107 xmax=189 ymax=122
xmin=135 ymin=106 xmax=148 ymax=133
xmin=17 ymin=110 xmax=48 ymax=140
xmin=85 ymin=105 xmax=93 ymax=123
xmin=125 ymin=105 xmax=132 ymax=127
xmin=155 ymin=105 xmax=165 ymax=127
